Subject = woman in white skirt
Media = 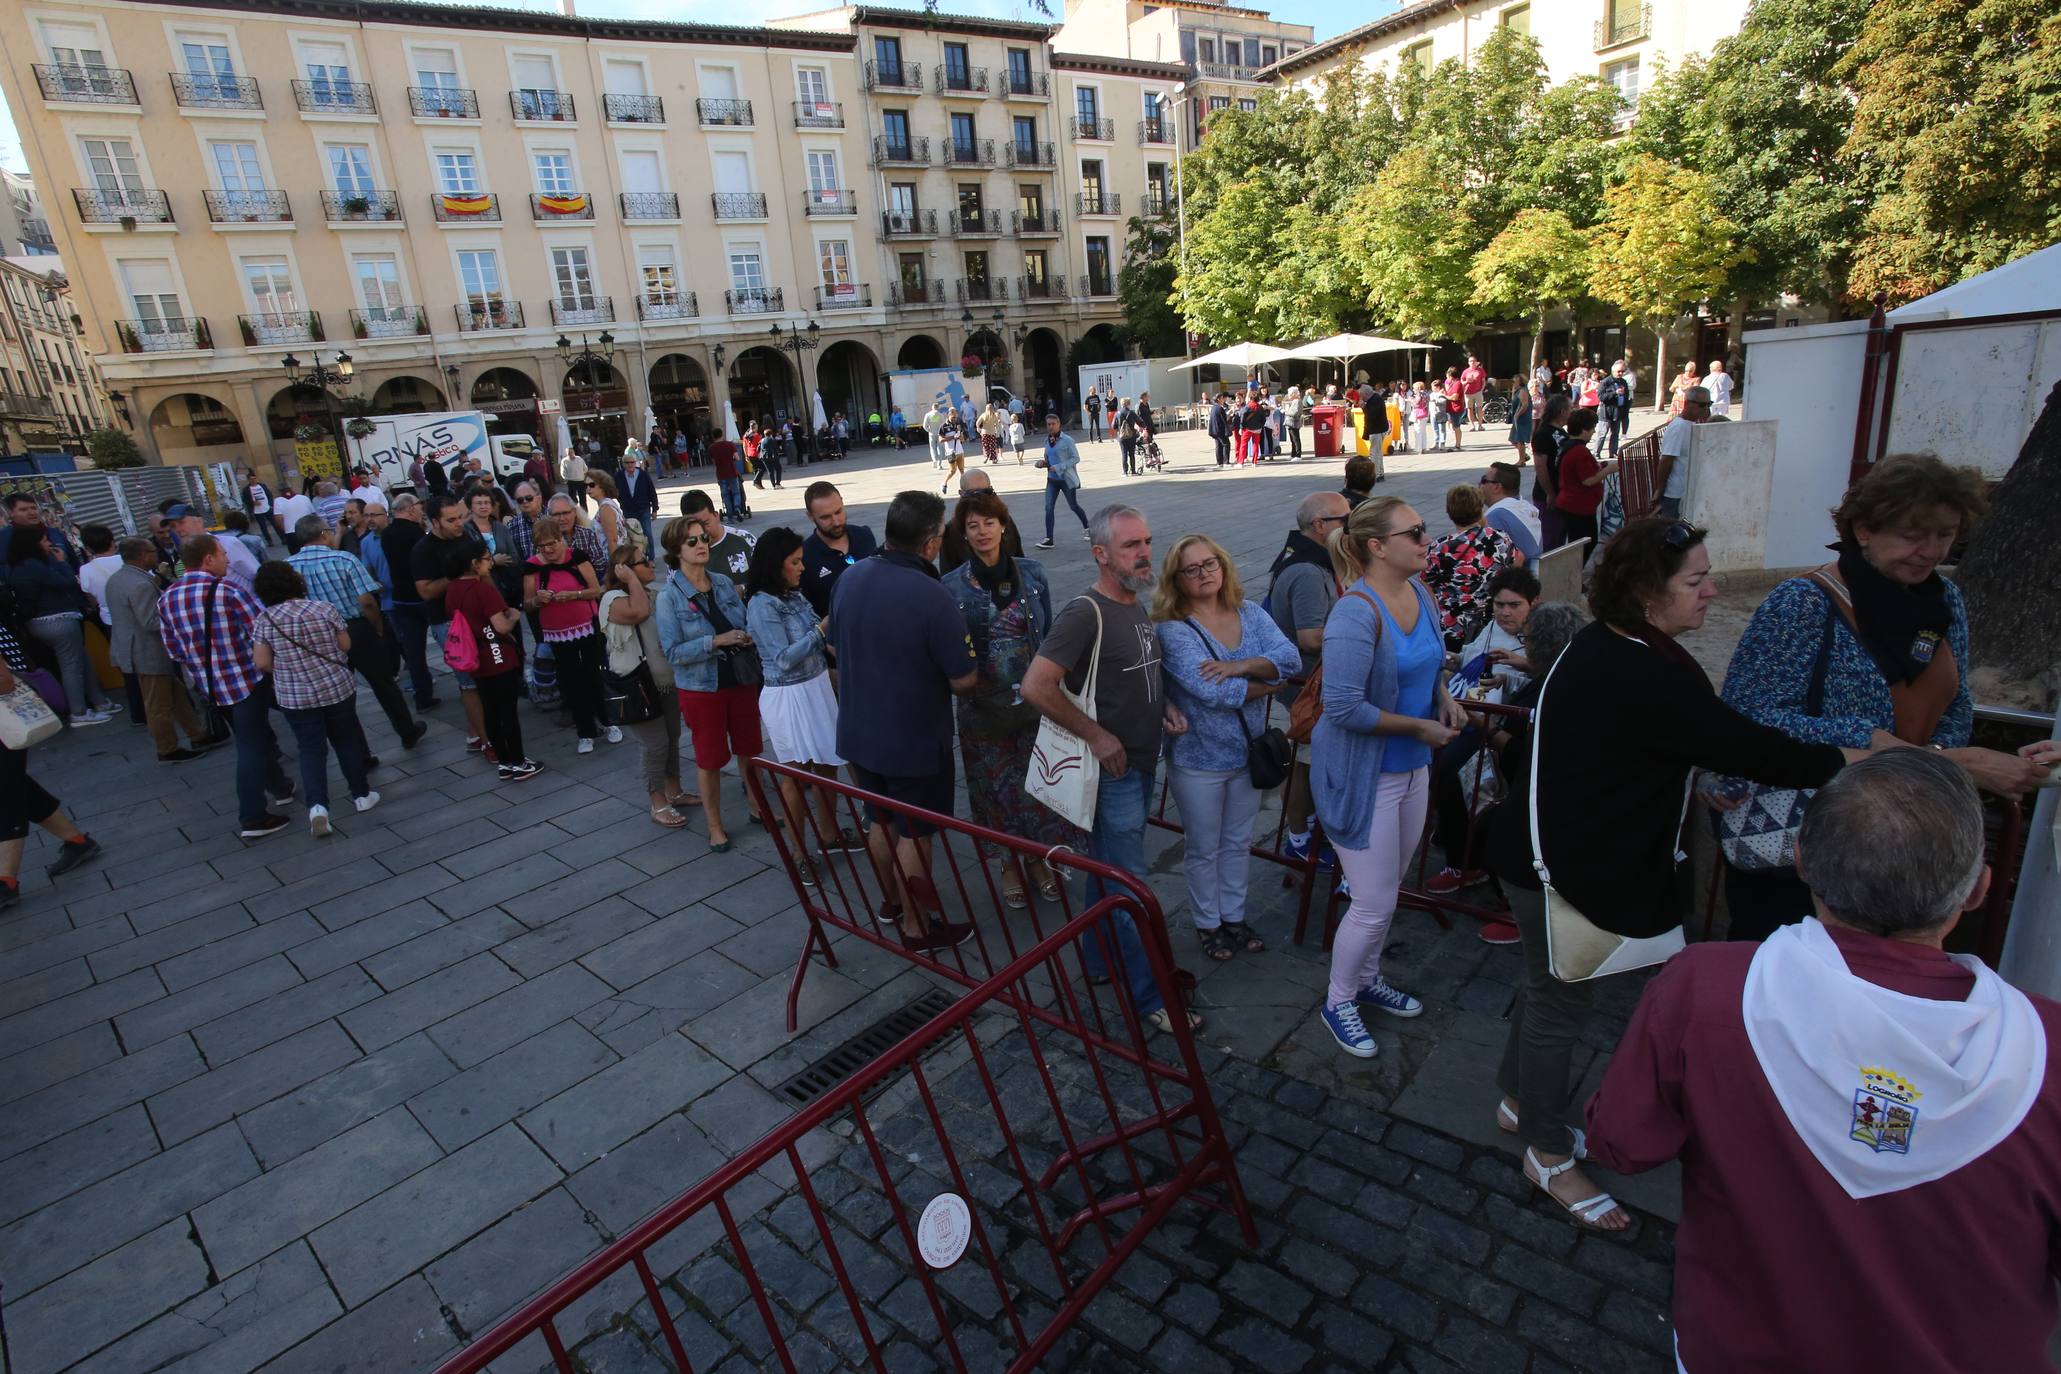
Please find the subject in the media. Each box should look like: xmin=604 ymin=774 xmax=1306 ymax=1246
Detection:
xmin=743 ymin=527 xmax=852 ymax=885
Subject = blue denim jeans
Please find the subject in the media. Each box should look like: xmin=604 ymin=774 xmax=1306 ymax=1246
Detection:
xmin=283 ymin=695 xmax=372 ymax=809
xmin=720 ymin=475 xmax=747 ymax=517
xmin=227 ymin=683 xmax=291 ymax=827
xmin=1079 ymin=764 xmax=1164 ymax=1018
xmin=1043 ymin=480 xmax=1089 ymax=542
xmin=387 ymin=603 xmax=435 ymax=704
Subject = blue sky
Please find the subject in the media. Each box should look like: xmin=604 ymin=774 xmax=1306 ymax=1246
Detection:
xmin=0 ymin=0 xmax=1394 ymax=172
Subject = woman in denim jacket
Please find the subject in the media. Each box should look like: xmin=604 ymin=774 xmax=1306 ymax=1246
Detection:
xmin=744 ymin=527 xmax=850 ymax=882
xmin=939 ymin=491 xmax=1070 ymax=907
xmin=655 ymin=516 xmax=762 ymax=853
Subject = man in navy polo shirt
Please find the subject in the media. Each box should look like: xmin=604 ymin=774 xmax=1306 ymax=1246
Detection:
xmin=799 ymin=480 xmax=879 ymax=617
xmin=829 ymin=490 xmax=977 ymax=952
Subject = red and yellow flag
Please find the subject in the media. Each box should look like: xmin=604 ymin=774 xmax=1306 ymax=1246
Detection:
xmin=438 ymin=193 xmax=494 ymax=215
xmin=536 ymin=193 xmax=589 ymax=216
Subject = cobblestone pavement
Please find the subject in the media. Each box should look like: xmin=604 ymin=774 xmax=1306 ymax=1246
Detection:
xmin=0 ymin=427 xmax=1677 ymax=1372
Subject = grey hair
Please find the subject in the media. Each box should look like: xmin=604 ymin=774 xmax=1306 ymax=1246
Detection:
xmin=1088 ymin=503 xmax=1144 ymax=551
xmin=390 ymin=493 xmax=420 ymax=514
xmin=1296 ymin=491 xmax=1341 ymax=534
xmin=1797 ymin=750 xmax=1987 ymax=935
xmin=314 ymin=481 xmax=337 ymax=497
xmin=1684 ymin=386 xmax=1711 ymax=405
xmin=293 ymin=513 xmax=329 ymax=544
xmin=1522 ymin=602 xmax=1585 ymax=672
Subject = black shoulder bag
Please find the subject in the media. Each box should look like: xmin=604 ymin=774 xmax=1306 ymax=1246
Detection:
xmin=1184 ymin=618 xmax=1292 ymax=790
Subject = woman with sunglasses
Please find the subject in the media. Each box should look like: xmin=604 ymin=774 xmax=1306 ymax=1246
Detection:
xmin=655 ymin=516 xmax=763 ymax=853
xmin=1313 ymin=497 xmax=1468 ymax=1060
xmin=585 ymin=470 xmax=628 ymax=553
xmin=602 ymin=542 xmax=698 ymax=826
xmin=523 ymin=519 xmax=615 ymax=755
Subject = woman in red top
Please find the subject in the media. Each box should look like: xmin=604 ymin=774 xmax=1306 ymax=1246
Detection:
xmin=1551 ymin=408 xmax=1615 ymax=562
xmin=445 ymin=546 xmax=540 ymax=781
xmin=524 ymin=520 xmax=614 ymax=754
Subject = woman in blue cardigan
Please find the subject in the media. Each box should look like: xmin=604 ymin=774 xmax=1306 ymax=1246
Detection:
xmin=1312 ymin=496 xmax=1469 ymax=1058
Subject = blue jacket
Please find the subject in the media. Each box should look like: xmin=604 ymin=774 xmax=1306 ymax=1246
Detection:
xmin=1041 ymin=432 xmax=1082 ymax=489
xmin=939 ymin=555 xmax=1053 ymax=656
xmin=1157 ymin=604 xmax=1301 ymax=772
xmin=654 ymin=568 xmax=758 ymax=692
xmin=1310 ymin=578 xmax=1440 ymax=850
xmin=745 ymin=589 xmax=829 ymax=687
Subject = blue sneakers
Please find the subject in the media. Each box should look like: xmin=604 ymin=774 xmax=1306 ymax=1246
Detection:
xmin=1322 ymin=1000 xmax=1378 ymax=1058
xmin=1284 ymin=831 xmax=1338 ymax=871
xmin=1357 ymin=977 xmax=1423 ymax=1019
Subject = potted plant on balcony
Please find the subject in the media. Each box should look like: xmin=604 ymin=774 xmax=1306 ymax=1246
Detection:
xmin=342 ymin=194 xmax=371 ymax=217
xmin=345 ymin=416 xmax=377 ymax=440
xmin=294 ymin=422 xmax=331 ymax=443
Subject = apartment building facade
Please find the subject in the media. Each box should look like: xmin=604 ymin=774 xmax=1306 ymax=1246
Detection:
xmin=0 ymin=257 xmax=110 ymax=457
xmin=1054 ymin=0 xmax=1315 ymax=148
xmin=0 ymin=0 xmax=1168 ymax=476
xmin=1 ymin=170 xmax=59 ymax=256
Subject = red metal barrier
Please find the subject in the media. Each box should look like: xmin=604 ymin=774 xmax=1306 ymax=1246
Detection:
xmin=429 ymin=761 xmax=1253 ymax=1374
xmin=1615 ymin=427 xmax=1667 ymax=522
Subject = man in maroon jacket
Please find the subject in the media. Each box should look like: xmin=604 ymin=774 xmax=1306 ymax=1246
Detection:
xmin=1586 ymin=748 xmax=2061 ymax=1372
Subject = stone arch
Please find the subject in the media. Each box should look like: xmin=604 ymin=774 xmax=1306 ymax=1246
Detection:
xmin=369 ymin=374 xmax=447 ymax=414
xmin=1022 ymin=327 xmax=1066 ymax=407
xmin=726 ymin=345 xmax=797 ymax=432
xmin=817 ymin=337 xmax=883 ymax=430
xmin=264 ymin=383 xmax=333 ymax=442
xmin=897 ymin=333 xmax=945 ymax=369
xmin=471 ymin=367 xmax=542 ymax=439
xmin=1074 ymin=322 xmax=1125 ymax=365
xmin=148 ymin=392 xmax=246 ymax=459
xmin=648 ymin=353 xmax=710 ymax=436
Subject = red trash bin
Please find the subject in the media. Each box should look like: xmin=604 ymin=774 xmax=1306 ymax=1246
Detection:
xmin=1311 ymin=404 xmax=1345 ymax=458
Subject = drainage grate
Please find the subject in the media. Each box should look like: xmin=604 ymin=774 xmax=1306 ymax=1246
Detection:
xmin=775 ymin=988 xmax=957 ymax=1106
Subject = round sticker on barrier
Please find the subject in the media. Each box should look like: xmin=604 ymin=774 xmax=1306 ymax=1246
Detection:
xmin=917 ymin=1193 xmax=972 ymax=1269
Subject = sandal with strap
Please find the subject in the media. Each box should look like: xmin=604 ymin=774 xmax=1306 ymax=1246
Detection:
xmin=1496 ymin=1102 xmax=1587 ymax=1159
xmin=1001 ymin=883 xmax=1029 ymax=910
xmin=1223 ymin=921 xmax=1266 ymax=954
xmin=649 ymin=805 xmax=689 ymax=829
xmin=1199 ymin=927 xmax=1236 ymax=962
xmin=1524 ymin=1147 xmax=1624 ymax=1230
xmin=1147 ymin=1006 xmax=1204 ymax=1033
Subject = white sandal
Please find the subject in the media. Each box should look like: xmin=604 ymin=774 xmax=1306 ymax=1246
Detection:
xmin=1497 ymin=1102 xmax=1588 ymax=1159
xmin=1524 ymin=1147 xmax=1624 ymax=1230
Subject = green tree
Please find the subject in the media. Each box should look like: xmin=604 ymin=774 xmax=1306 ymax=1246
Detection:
xmin=1339 ymin=147 xmax=1481 ymax=345
xmin=1586 ymin=156 xmax=1749 ymax=405
xmin=86 ymin=426 xmax=143 ymax=469
xmin=1116 ymin=214 xmax=1182 ymax=357
xmin=1470 ymin=209 xmax=1592 ymax=369
xmin=1175 ymin=181 xmax=1279 ymax=342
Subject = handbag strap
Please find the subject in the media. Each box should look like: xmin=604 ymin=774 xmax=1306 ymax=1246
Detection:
xmin=1183 ymin=615 xmax=1262 ymax=744
xmin=1062 ymin=595 xmax=1104 ymax=715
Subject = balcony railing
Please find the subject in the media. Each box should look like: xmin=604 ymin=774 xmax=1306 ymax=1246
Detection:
xmin=1013 ymin=209 xmax=1061 ymax=236
xmin=1006 ymin=141 xmax=1056 ymax=169
xmin=1075 ymin=190 xmax=1122 ymax=216
xmin=793 ymin=100 xmax=844 ymax=129
xmin=239 ymin=310 xmax=322 ymax=346
xmin=1595 ymin=2 xmax=1653 ymax=49
xmin=802 ymin=189 xmax=856 ymax=217
xmin=864 ymin=60 xmax=921 ymax=92
xmin=1142 ymin=190 xmax=1176 ymax=218
xmin=1071 ymin=115 xmax=1114 ymax=141
xmin=636 ymin=294 xmax=699 ymax=322
xmin=321 ymin=190 xmax=402 ymax=223
xmin=350 ymin=306 xmax=429 ymax=338
xmin=954 ymin=278 xmax=1008 ymax=303
xmin=456 ymin=301 xmax=523 ymax=332
xmin=204 ymin=189 xmax=291 ymax=223
xmin=887 ymin=282 xmax=942 ymax=307
xmin=72 ymin=188 xmax=173 ymax=224
xmin=871 ymin=135 xmax=930 ymax=166
xmin=1004 ymin=70 xmax=1049 ymax=98
xmin=952 ymin=209 xmax=1005 ymax=237
xmin=816 ymin=284 xmax=873 ymax=312
xmin=512 ymin=90 xmax=575 ymax=122
xmin=1018 ymin=275 xmax=1067 ymax=302
xmin=881 ymin=209 xmax=937 ymax=237
xmin=1196 ymin=62 xmax=1260 ymax=82
xmin=171 ymin=72 xmax=262 ymax=110
xmin=603 ymin=93 xmax=665 ymax=123
xmin=725 ymin=287 xmax=783 ymax=315
xmin=934 ymin=65 xmax=989 ymax=96
xmin=619 ymin=191 xmax=680 ymax=221
xmin=550 ymin=296 xmax=614 ymax=326
xmin=293 ymin=79 xmax=376 ymax=114
xmin=432 ymin=192 xmax=501 ymax=222
xmin=1080 ymin=272 xmax=1120 ymax=298
xmin=530 ymin=192 xmax=595 ymax=222
xmin=33 ymin=64 xmax=137 ymax=105
xmin=697 ymin=98 xmax=752 ymax=127
xmin=408 ymin=86 xmax=479 ymax=119
xmin=116 ymin=317 xmax=211 ymax=353
xmin=712 ymin=192 xmax=768 ymax=220
xmin=1139 ymin=117 xmax=1173 ymax=145
xmin=942 ymin=139 xmax=995 ymax=168
xmin=0 ymin=392 xmax=56 ymax=418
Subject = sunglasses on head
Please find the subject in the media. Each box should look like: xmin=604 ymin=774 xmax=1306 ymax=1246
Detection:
xmin=1662 ymin=519 xmax=1700 ymax=548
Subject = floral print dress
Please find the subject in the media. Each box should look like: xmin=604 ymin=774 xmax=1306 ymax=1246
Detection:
xmin=1423 ymin=523 xmax=1513 ymax=649
xmin=958 ymin=594 xmax=1079 ymax=853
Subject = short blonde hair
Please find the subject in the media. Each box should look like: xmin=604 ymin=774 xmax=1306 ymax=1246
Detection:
xmin=1151 ymin=533 xmax=1243 ymax=621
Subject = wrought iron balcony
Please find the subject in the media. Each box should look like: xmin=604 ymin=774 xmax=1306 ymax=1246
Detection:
xmin=116 ymin=317 xmax=211 ymax=353
xmin=205 ymin=189 xmax=291 ymax=223
xmin=952 ymin=209 xmax=1005 ymax=237
xmin=636 ymin=294 xmax=699 ymax=322
xmin=1595 ymin=2 xmax=1653 ymax=49
xmin=871 ymin=135 xmax=930 ymax=167
xmin=619 ymin=191 xmax=680 ymax=221
xmin=793 ymin=100 xmax=844 ymax=129
xmin=72 ymin=188 xmax=172 ymax=224
xmin=816 ymin=284 xmax=873 ymax=312
xmin=292 ymin=79 xmax=375 ymax=115
xmin=239 ymin=311 xmax=322 ymax=346
xmin=530 ymin=192 xmax=595 ymax=222
xmin=1139 ymin=117 xmax=1173 ymax=145
xmin=0 ymin=392 xmax=55 ymax=418
xmin=935 ymin=65 xmax=989 ymax=96
xmin=1142 ymin=190 xmax=1176 ymax=218
xmin=409 ymin=86 xmax=479 ymax=119
xmin=887 ymin=282 xmax=942 ymax=307
xmin=881 ymin=209 xmax=938 ymax=237
xmin=603 ymin=93 xmax=665 ymax=123
xmin=697 ymin=98 xmax=752 ymax=127
xmin=712 ymin=192 xmax=768 ymax=220
xmin=942 ymin=138 xmax=995 ymax=168
xmin=512 ymin=90 xmax=575 ymax=122
xmin=34 ymin=64 xmax=136 ymax=105
xmin=1080 ymin=271 xmax=1120 ymax=298
xmin=725 ymin=287 xmax=783 ymax=315
xmin=1018 ymin=275 xmax=1067 ymax=302
xmin=865 ymin=60 xmax=921 ymax=92
xmin=802 ymin=189 xmax=856 ymax=217
xmin=432 ymin=192 xmax=501 ymax=222
xmin=955 ymin=278 xmax=1008 ymax=303
xmin=1013 ymin=209 xmax=1061 ymax=236
xmin=1006 ymin=141 xmax=1056 ymax=169
xmin=1075 ymin=190 xmax=1121 ymax=216
xmin=1071 ymin=116 xmax=1114 ymax=141
xmin=350 ymin=306 xmax=429 ymax=338
xmin=551 ymin=297 xmax=614 ymax=326
xmin=320 ymin=190 xmax=401 ymax=222
xmin=456 ymin=300 xmax=523 ymax=332
xmin=1004 ymin=70 xmax=1049 ymax=99
xmin=1196 ymin=62 xmax=1260 ymax=82
xmin=172 ymin=72 xmax=261 ymax=110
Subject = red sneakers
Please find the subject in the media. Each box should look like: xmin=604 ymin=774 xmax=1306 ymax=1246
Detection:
xmin=1424 ymin=866 xmax=1488 ymax=895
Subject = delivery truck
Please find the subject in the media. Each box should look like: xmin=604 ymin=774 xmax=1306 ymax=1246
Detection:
xmin=885 ymin=369 xmax=1018 ymax=440
xmin=344 ymin=410 xmax=531 ymax=490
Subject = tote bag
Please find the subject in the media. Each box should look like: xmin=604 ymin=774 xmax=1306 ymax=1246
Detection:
xmin=0 ymin=676 xmax=63 ymax=749
xmin=1528 ymin=650 xmax=1687 ymax=982
xmin=1026 ymin=598 xmax=1102 ymax=830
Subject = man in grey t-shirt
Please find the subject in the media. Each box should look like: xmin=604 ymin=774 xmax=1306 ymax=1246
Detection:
xmin=1265 ymin=492 xmax=1347 ymax=866
xmin=1656 ymin=385 xmax=1711 ymax=519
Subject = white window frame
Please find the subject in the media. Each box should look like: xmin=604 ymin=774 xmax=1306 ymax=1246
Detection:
xmin=794 ymin=63 xmax=832 ymax=106
xmin=508 ymin=50 xmax=566 ymax=121
xmin=430 ymin=143 xmax=484 ymax=194
xmin=351 ymin=253 xmax=413 ymax=335
xmin=530 ymin=147 xmax=576 ymax=195
xmin=816 ymin=236 xmax=854 ymax=290
xmin=635 ymin=241 xmax=682 ymax=306
xmin=455 ymin=248 xmax=504 ymax=308
xmin=550 ymin=245 xmax=599 ymax=309
xmin=323 ymin=142 xmax=379 ymax=195
xmin=803 ymin=148 xmax=841 ymax=195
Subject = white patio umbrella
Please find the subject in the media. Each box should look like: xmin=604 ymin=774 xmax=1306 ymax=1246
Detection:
xmin=722 ymin=399 xmax=740 ymax=443
xmin=811 ymin=389 xmax=829 ymax=430
xmin=1287 ymin=332 xmax=1438 ymax=387
xmin=643 ymin=406 xmax=658 ymax=438
xmin=1168 ymin=341 xmax=1299 ymax=371
xmin=555 ymin=414 xmax=575 ymax=465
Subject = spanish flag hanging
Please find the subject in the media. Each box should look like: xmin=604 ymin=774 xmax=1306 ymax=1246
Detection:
xmin=439 ymin=193 xmax=494 ymax=216
xmin=536 ymin=193 xmax=589 ymax=216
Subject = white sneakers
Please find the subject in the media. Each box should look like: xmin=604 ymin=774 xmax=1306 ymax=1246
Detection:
xmin=308 ymin=805 xmax=331 ymax=838
xmin=70 ymin=709 xmax=113 ymax=727
xmin=577 ymin=738 xmax=595 ymax=754
xmin=605 ymin=725 xmax=624 ymax=744
xmin=353 ymin=792 xmax=381 ymax=814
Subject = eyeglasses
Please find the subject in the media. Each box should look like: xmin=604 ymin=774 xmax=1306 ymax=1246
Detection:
xmin=680 ymin=533 xmax=710 ymax=548
xmin=1312 ymin=513 xmax=1347 ymax=526
xmin=1374 ymin=523 xmax=1428 ymax=544
xmin=1177 ymin=556 xmax=1222 ymax=580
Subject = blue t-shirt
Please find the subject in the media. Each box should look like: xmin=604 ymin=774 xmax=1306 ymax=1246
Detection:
xmin=1375 ymin=592 xmax=1443 ymax=773
xmin=828 ymin=550 xmax=977 ymax=777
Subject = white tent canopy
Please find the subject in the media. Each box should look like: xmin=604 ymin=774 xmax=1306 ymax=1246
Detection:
xmin=1885 ymin=241 xmax=2061 ymax=322
xmin=1169 ymin=342 xmax=1298 ymax=371
xmin=1285 ymin=332 xmax=1435 ymax=359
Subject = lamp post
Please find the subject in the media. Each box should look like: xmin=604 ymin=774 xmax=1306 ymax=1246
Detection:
xmin=1171 ymin=83 xmax=1192 ymax=359
xmin=556 ymin=330 xmax=618 ymax=462
xmin=768 ymin=319 xmax=821 ymax=463
xmin=280 ymin=349 xmax=354 ymax=481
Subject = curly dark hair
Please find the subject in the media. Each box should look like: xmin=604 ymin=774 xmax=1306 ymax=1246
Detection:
xmin=1588 ymin=518 xmax=1706 ymax=627
xmin=948 ymin=489 xmax=1019 ymax=555
xmin=252 ymin=560 xmax=308 ymax=607
xmin=744 ymin=525 xmax=806 ymax=602
xmin=1833 ymin=452 xmax=1989 ymax=545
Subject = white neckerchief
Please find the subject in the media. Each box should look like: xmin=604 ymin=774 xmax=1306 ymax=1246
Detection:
xmin=1742 ymin=917 xmax=2044 ymax=1199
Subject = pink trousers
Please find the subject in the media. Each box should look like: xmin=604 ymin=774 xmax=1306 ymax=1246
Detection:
xmin=1325 ymin=768 xmax=1429 ymax=1006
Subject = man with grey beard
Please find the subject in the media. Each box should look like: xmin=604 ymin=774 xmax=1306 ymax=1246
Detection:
xmin=1023 ymin=503 xmax=1197 ymax=1033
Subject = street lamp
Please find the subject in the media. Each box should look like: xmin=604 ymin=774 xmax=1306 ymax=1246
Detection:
xmin=1171 ymin=83 xmax=1192 ymax=358
xmin=280 ymin=350 xmax=355 ymax=479
xmin=556 ymin=330 xmax=618 ymax=458
xmin=768 ymin=319 xmax=821 ymax=463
